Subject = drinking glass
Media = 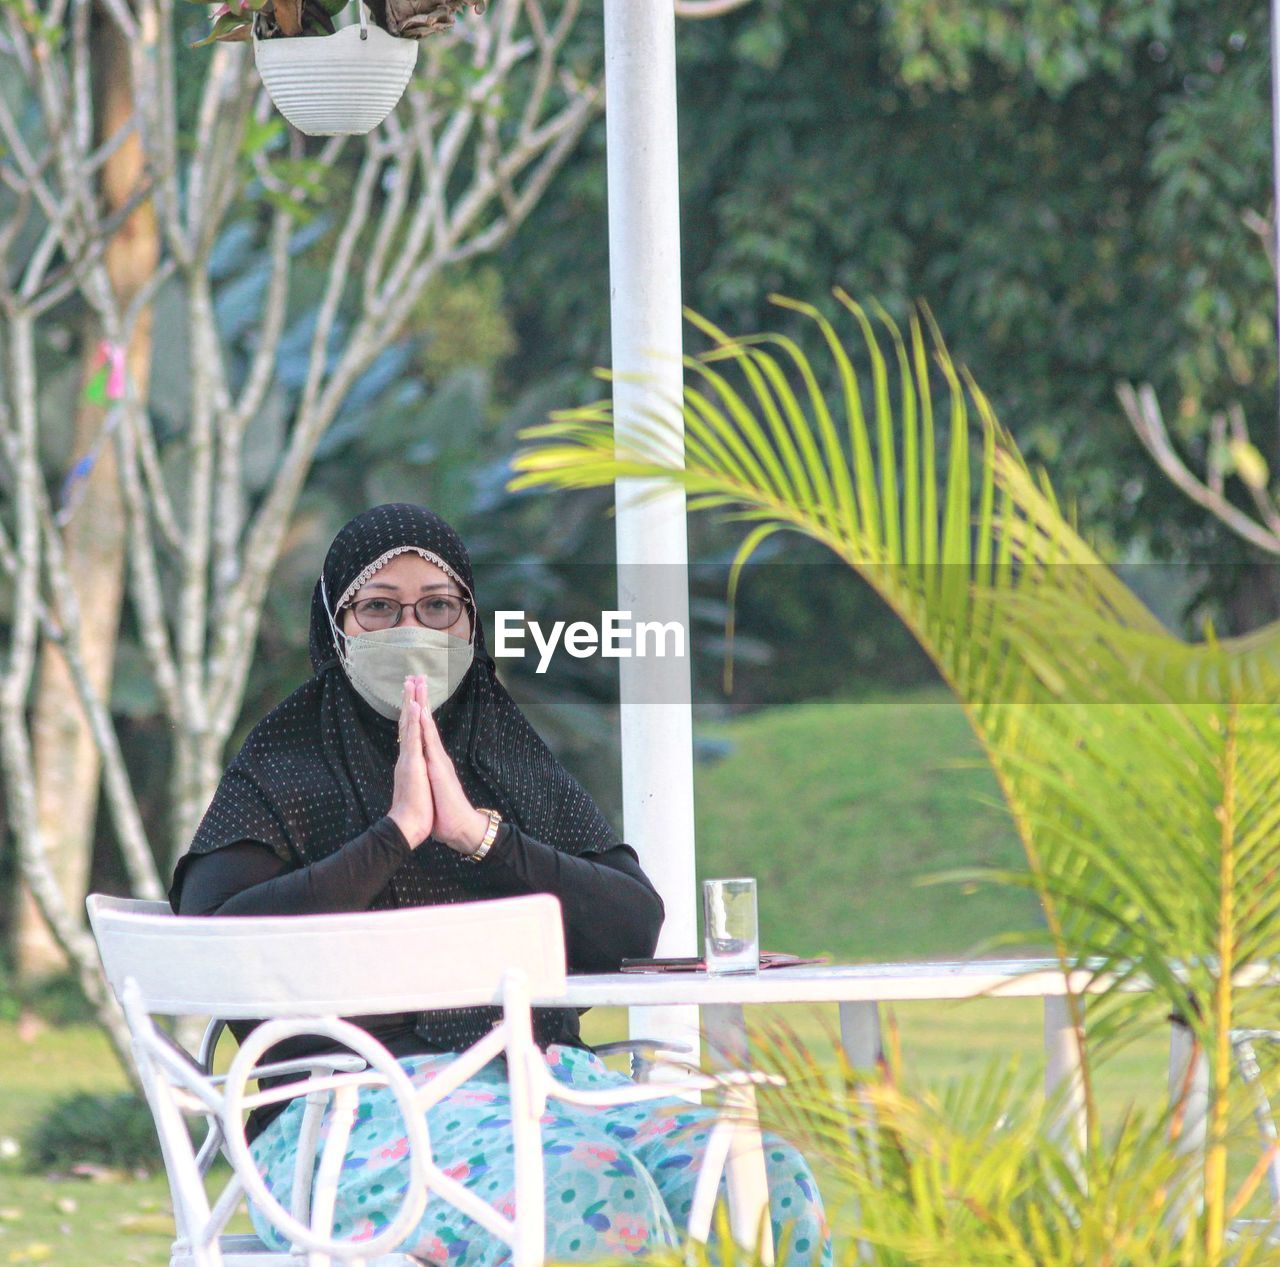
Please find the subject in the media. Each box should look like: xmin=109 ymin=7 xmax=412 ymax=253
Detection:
xmin=702 ymin=877 xmax=759 ymax=975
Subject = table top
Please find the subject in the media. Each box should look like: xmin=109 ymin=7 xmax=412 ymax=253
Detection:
xmin=534 ymin=957 xmax=1101 ymax=1008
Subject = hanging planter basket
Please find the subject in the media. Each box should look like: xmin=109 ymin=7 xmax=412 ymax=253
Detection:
xmin=254 ymin=5 xmax=418 ymax=137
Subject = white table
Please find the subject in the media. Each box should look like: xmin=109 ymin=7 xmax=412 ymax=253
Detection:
xmin=534 ymin=958 xmax=1099 ymax=1260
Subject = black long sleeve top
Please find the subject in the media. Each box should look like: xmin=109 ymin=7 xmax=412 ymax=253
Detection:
xmin=176 ymin=818 xmax=664 ymax=1133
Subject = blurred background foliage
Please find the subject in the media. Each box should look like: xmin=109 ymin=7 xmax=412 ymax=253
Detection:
xmin=3 ymin=0 xmax=1277 ymax=932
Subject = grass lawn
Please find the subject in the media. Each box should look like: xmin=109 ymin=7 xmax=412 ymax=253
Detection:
xmin=693 ymin=689 xmax=1038 ymax=962
xmin=0 ymin=1020 xmax=175 ymax=1266
xmin=0 ymin=686 xmax=1249 ymax=1260
xmin=0 ymin=1002 xmax=1179 ymax=1266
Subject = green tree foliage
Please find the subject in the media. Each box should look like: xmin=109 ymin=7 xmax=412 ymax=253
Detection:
xmin=106 ymin=0 xmax=1280 ymax=809
xmin=20 ymin=0 xmax=1276 ymax=920
xmin=502 ymin=0 xmax=1275 ymax=634
xmin=884 ymin=0 xmax=1177 ymax=95
xmin=409 ymin=266 xmax=517 ymax=384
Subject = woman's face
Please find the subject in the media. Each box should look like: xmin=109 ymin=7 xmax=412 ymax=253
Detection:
xmin=340 ymin=552 xmax=473 ymax=641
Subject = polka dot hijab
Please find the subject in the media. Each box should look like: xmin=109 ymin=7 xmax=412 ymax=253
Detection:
xmin=171 ymin=503 xmax=619 ymax=1051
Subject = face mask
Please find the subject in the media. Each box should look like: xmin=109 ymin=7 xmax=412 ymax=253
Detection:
xmin=321 ymin=571 xmax=476 ymax=717
xmin=335 ymin=623 xmax=475 ymax=720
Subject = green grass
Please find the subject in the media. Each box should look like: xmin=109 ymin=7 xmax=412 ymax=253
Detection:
xmin=581 ymin=998 xmax=1172 ymax=1134
xmin=0 ymin=1021 xmax=175 ymax=1267
xmin=0 ymin=687 xmax=1244 ymax=1260
xmin=0 ymin=1002 xmax=1178 ymax=1267
xmin=693 ymin=687 xmax=1037 ymax=961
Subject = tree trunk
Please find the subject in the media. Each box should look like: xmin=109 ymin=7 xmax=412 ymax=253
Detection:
xmin=172 ymin=731 xmax=224 ymax=865
xmin=14 ymin=17 xmax=159 ymax=982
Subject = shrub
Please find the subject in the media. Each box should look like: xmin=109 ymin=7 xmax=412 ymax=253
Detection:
xmin=24 ymin=1092 xmax=162 ymax=1172
xmin=0 ymin=965 xmax=95 ymax=1026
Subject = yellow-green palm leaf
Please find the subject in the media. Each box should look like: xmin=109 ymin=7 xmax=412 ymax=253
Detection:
xmin=510 ymin=296 xmax=1280 ymax=1254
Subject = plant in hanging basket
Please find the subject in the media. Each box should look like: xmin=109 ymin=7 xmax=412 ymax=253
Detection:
xmin=366 ymin=0 xmax=476 ymax=38
xmin=190 ymin=0 xmax=481 ymax=44
xmin=189 ymin=0 xmax=484 ymax=136
xmin=189 ymin=0 xmax=346 ymax=45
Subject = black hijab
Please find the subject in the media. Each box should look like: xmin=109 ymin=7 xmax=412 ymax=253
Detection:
xmin=171 ymin=503 xmax=619 ymax=1050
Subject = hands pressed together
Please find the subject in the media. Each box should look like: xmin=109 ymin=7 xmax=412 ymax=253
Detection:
xmin=387 ymin=675 xmax=491 ymax=855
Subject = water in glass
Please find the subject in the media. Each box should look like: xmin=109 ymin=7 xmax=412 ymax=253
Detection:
xmin=703 ymin=877 xmax=759 ymax=975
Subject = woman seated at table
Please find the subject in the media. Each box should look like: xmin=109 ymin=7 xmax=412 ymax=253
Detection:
xmin=170 ymin=503 xmax=828 ymax=1267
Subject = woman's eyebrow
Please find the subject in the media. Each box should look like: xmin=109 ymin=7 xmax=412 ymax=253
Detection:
xmin=360 ymin=580 xmax=458 ymax=593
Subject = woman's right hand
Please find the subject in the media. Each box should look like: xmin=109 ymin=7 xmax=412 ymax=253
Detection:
xmin=388 ymin=678 xmax=434 ymax=848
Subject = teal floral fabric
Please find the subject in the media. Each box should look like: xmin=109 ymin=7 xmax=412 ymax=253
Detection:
xmin=248 ymin=1044 xmax=831 ymax=1265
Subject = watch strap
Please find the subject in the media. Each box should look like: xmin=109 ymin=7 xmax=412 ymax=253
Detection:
xmin=465 ymin=808 xmax=503 ymax=863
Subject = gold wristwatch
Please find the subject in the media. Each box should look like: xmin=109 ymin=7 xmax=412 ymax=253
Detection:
xmin=465 ymin=808 xmax=503 ymax=862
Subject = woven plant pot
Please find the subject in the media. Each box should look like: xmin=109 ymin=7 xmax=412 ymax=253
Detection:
xmin=254 ymin=16 xmax=417 ymax=136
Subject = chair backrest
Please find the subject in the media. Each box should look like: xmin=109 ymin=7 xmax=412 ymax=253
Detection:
xmin=87 ymin=893 xmax=567 ymax=1018
xmin=85 ymin=893 xmax=734 ymax=1267
xmin=1231 ymin=1029 xmax=1280 ymax=1208
xmin=88 ymin=893 xmax=569 ymax=1266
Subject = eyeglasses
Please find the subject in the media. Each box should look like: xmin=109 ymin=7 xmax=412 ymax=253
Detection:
xmin=344 ymin=593 xmax=472 ymax=632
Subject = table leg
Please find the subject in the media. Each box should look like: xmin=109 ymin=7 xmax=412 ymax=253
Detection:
xmin=838 ymin=1001 xmax=882 ymax=1070
xmin=838 ymin=1001 xmax=883 ymax=1263
xmin=1043 ymin=996 xmax=1087 ymax=1171
xmin=1166 ymin=1016 xmax=1208 ymax=1235
xmin=703 ymin=1002 xmax=775 ymax=1265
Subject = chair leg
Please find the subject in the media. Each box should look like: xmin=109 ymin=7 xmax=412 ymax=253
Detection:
xmin=508 ymin=1096 xmax=546 ymax=1267
xmin=686 ymin=1116 xmax=734 ymax=1247
xmin=292 ymin=1092 xmax=329 ymax=1227
xmin=504 ymin=975 xmax=547 ymax=1267
xmin=703 ymin=1003 xmax=775 ymax=1265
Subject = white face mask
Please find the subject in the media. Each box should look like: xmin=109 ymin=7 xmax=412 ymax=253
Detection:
xmin=325 ymin=592 xmax=475 ymax=719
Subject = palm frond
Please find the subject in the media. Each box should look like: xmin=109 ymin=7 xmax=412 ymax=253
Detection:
xmin=510 ymin=295 xmax=1280 ymax=1255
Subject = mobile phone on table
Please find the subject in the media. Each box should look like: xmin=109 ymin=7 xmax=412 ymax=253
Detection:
xmin=618 ymin=956 xmax=704 ymax=973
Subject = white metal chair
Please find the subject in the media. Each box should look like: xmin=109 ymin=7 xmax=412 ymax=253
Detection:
xmin=87 ymin=893 xmax=774 ymax=1267
xmin=1229 ymin=1028 xmax=1280 ymax=1242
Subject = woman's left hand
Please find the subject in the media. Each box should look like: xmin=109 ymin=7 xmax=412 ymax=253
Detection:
xmin=411 ymin=675 xmax=491 ymax=856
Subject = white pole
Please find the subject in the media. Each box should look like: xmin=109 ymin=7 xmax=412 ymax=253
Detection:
xmin=603 ymin=0 xmax=701 ymax=1063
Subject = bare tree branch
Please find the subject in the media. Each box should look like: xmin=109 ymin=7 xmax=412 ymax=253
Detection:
xmin=0 ymin=522 xmax=17 ymax=580
xmin=0 ymin=179 xmax=33 ymax=269
xmin=128 ymin=400 xmax=183 ymax=550
xmin=0 ymin=94 xmax=65 ymax=231
xmin=1118 ymin=381 xmax=1280 ymax=557
xmin=71 ymin=0 xmax=93 ymax=154
xmin=362 ymin=120 xmax=416 ymax=312
xmin=186 ymin=47 xmax=248 ymax=264
xmin=2 ymin=0 xmax=612 ymax=963
xmin=94 ymin=0 xmax=140 ymax=41
xmin=1226 ymin=401 xmax=1280 ymax=537
xmin=674 ymin=0 xmax=754 ymax=17
xmin=114 ymin=395 xmax=185 ymax=717
xmin=37 ymin=502 xmax=163 ymax=900
xmin=0 ymin=307 xmax=135 ymax=1062
xmin=20 ymin=222 xmax=68 ymax=302
xmin=87 ymin=115 xmax=141 ymax=175
xmin=2 ymin=313 xmax=43 ymax=697
xmin=1243 ymin=207 xmax=1276 ymax=278
xmin=214 ymin=207 xmax=295 ymax=608
xmin=25 ymin=179 xmax=158 ymax=311
xmin=0 ymin=710 xmax=136 ymax=1067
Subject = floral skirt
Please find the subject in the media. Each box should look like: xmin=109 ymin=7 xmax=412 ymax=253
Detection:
xmin=248 ymin=1044 xmax=831 ymax=1266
